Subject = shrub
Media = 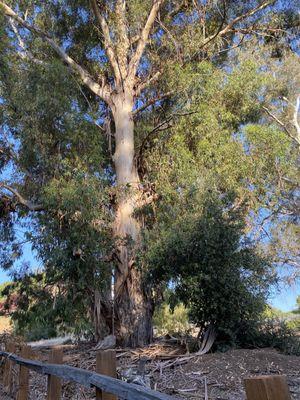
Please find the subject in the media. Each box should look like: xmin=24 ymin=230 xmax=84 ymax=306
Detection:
xmin=234 ymin=316 xmax=300 ymax=356
xmin=148 ymin=194 xmax=275 ymax=345
xmin=153 ymin=302 xmax=190 ymax=336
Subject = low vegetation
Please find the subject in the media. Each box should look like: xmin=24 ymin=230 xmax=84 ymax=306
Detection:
xmin=153 ymin=300 xmax=300 ymax=355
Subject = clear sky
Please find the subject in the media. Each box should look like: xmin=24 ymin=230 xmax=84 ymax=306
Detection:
xmin=270 ymin=282 xmax=299 ymax=312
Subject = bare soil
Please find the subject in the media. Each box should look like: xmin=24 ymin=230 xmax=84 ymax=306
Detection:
xmin=154 ymin=348 xmax=300 ymax=399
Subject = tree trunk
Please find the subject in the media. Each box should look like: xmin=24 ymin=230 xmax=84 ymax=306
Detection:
xmin=111 ymin=92 xmax=153 ymax=347
xmin=91 ymin=288 xmax=112 ymax=342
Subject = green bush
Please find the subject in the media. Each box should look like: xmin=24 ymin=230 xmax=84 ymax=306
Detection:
xmin=21 ymin=323 xmax=57 ymax=342
xmin=0 ymin=282 xmax=10 ymax=302
xmin=1 ymin=273 xmax=94 ymax=341
xmin=148 ymin=194 xmax=275 ymax=346
xmin=153 ymin=302 xmax=190 ymax=336
xmin=286 ymin=317 xmax=300 ymax=332
xmin=260 ymin=319 xmax=300 ymax=355
xmin=234 ymin=315 xmax=300 ymax=356
xmin=152 ymin=299 xmax=300 ymax=356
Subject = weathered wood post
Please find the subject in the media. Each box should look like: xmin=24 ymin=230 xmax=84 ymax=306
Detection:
xmin=47 ymin=347 xmax=63 ymax=400
xmin=3 ymin=341 xmax=16 ymax=395
xmin=244 ymin=375 xmax=292 ymax=400
xmin=96 ymin=350 xmax=117 ymax=400
xmin=17 ymin=345 xmax=32 ymax=400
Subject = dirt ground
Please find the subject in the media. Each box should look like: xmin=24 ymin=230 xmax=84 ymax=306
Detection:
xmin=154 ymin=348 xmax=300 ymax=399
xmin=0 ymin=339 xmax=299 ymax=399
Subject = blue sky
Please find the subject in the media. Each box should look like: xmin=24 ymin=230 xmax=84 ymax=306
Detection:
xmin=269 ymin=281 xmax=299 ymax=312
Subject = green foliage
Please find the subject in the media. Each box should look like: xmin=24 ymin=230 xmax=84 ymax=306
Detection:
xmin=153 ymin=302 xmax=190 ymax=336
xmin=3 ymin=273 xmax=94 ymax=340
xmin=0 ymin=0 xmax=299 ymax=343
xmin=145 ymin=190 xmax=275 ymax=344
xmin=0 ymin=4 xmax=114 ymax=336
xmin=243 ymin=317 xmax=300 ymax=356
xmin=286 ymin=297 xmax=300 ymax=331
xmin=0 ymin=282 xmax=10 ymax=302
xmin=139 ymin=40 xmax=298 ymax=346
xmin=142 ymin=55 xmax=296 ymax=222
xmin=286 ymin=318 xmax=300 ymax=332
xmin=262 ymin=305 xmax=286 ymax=319
xmin=295 ymin=296 xmax=300 ymax=313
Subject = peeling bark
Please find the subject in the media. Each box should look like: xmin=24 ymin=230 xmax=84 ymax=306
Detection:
xmin=91 ymin=289 xmax=112 ymax=341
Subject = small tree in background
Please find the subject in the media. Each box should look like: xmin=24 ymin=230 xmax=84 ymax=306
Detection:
xmin=146 ymin=191 xmax=276 ymax=344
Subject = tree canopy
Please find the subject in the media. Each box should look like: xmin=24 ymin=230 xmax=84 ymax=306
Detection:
xmin=0 ymin=0 xmax=299 ymax=344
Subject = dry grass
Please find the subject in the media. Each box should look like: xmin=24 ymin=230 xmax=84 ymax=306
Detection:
xmin=0 ymin=316 xmax=12 ymax=333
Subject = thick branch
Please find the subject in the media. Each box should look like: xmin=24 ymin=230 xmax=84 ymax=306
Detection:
xmin=115 ymin=0 xmax=130 ymax=79
xmin=1 ymin=2 xmax=110 ymax=103
xmin=128 ymin=0 xmax=164 ymax=81
xmin=9 ymin=18 xmax=44 ymax=65
xmin=292 ymin=96 xmax=300 ymax=143
xmin=90 ymin=0 xmax=121 ymax=85
xmin=201 ymin=0 xmax=275 ymax=48
xmin=217 ymin=0 xmax=275 ymax=38
xmin=0 ymin=184 xmax=44 ymax=211
xmin=263 ymin=105 xmax=300 ymax=146
xmin=132 ymin=91 xmax=173 ymax=116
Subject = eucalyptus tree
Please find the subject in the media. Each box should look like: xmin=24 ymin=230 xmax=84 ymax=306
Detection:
xmin=0 ymin=0 xmax=297 ymax=345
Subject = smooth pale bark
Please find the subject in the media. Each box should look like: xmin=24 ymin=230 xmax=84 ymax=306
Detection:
xmin=111 ymin=91 xmax=153 ymax=346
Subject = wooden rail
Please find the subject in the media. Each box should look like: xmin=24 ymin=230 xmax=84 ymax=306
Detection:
xmin=1 ymin=345 xmax=292 ymax=400
xmin=0 ymin=348 xmax=174 ymax=400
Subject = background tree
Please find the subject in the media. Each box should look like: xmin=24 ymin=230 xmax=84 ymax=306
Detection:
xmin=146 ymin=191 xmax=276 ymax=344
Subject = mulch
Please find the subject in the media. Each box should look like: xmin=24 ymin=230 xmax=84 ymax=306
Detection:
xmin=0 ymin=337 xmax=299 ymax=399
xmin=0 ymin=383 xmax=13 ymax=399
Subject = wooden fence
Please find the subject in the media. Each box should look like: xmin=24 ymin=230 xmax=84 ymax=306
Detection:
xmin=0 ymin=344 xmax=173 ymax=400
xmin=0 ymin=343 xmax=293 ymax=400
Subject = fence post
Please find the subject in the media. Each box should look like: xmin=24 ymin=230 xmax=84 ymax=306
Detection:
xmin=3 ymin=341 xmax=16 ymax=394
xmin=17 ymin=345 xmax=31 ymax=400
xmin=47 ymin=347 xmax=63 ymax=400
xmin=96 ymin=350 xmax=117 ymax=400
xmin=244 ymin=375 xmax=292 ymax=400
